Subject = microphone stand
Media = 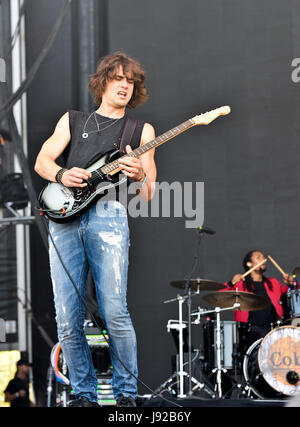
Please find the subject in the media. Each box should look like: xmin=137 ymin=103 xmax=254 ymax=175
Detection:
xmin=184 ymin=279 xmax=193 ymax=397
xmin=184 ymin=227 xmax=212 ymax=396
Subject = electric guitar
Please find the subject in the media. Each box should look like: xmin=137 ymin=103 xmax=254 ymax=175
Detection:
xmin=39 ymin=105 xmax=231 ymax=222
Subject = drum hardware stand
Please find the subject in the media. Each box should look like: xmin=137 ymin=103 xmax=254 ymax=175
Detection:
xmin=221 ymin=326 xmax=249 ymax=399
xmin=154 ymin=294 xmax=215 ymax=399
xmin=183 ymin=227 xmax=214 ymax=396
xmin=192 ymin=302 xmax=241 ymax=398
xmin=221 ymin=359 xmax=248 ymax=399
xmin=222 ymin=345 xmax=248 ymax=399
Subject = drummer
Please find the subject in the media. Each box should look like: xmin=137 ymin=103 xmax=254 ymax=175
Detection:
xmin=225 ymin=250 xmax=293 ymax=343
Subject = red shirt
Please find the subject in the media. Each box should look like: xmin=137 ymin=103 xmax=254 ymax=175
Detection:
xmin=223 ymin=278 xmax=288 ymax=323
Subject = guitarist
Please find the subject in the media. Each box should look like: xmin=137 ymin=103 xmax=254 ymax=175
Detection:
xmin=34 ymin=52 xmax=157 ymax=407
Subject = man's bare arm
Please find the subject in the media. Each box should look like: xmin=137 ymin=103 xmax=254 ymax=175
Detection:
xmin=34 ymin=112 xmax=91 ymax=187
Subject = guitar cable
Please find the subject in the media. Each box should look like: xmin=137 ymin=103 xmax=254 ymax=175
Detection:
xmin=39 ymin=212 xmax=183 ymax=408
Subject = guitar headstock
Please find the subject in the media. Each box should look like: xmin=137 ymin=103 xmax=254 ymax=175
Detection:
xmin=191 ymin=105 xmax=231 ymax=125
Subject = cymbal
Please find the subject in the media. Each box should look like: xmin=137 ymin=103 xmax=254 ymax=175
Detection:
xmin=170 ymin=279 xmax=225 ymax=291
xmin=202 ymin=290 xmax=270 ymax=311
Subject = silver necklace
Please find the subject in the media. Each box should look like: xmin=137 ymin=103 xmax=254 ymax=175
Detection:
xmin=82 ymin=111 xmax=123 ymax=139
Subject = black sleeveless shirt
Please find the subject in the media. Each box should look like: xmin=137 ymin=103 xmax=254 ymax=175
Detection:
xmin=63 ymin=110 xmax=145 ymax=169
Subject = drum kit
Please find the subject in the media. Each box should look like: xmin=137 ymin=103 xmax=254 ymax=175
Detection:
xmin=158 ymin=258 xmax=300 ymax=401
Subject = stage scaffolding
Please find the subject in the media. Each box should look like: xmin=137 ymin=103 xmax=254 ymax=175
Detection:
xmin=0 ymin=0 xmax=33 ymax=359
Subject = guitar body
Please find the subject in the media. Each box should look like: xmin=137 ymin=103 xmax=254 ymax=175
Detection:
xmin=39 ymin=106 xmax=231 ymax=223
xmin=39 ymin=150 xmax=127 ymax=223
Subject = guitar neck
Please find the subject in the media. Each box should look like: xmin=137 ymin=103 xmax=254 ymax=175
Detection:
xmin=100 ymin=118 xmax=195 ymax=175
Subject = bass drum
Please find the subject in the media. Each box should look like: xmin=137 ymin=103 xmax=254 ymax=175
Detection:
xmin=243 ymin=326 xmax=300 ymax=399
xmin=243 ymin=339 xmax=280 ymax=399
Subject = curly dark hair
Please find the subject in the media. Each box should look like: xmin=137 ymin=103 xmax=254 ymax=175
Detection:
xmin=242 ymin=250 xmax=273 ymax=292
xmin=88 ymin=52 xmax=148 ymax=108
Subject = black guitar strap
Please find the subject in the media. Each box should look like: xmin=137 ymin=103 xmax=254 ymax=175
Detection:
xmin=119 ymin=117 xmax=137 ymax=154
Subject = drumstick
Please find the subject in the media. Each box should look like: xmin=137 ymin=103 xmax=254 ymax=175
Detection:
xmin=232 ymin=258 xmax=267 ymax=284
xmin=267 ymin=255 xmax=287 ymax=277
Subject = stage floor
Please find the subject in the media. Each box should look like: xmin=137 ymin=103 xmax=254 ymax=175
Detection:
xmin=140 ymin=395 xmax=289 ymax=407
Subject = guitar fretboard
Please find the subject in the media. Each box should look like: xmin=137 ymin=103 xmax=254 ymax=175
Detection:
xmin=100 ymin=118 xmax=195 ymax=175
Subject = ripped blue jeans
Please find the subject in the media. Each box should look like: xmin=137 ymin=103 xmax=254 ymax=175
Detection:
xmin=49 ymin=200 xmax=137 ymax=402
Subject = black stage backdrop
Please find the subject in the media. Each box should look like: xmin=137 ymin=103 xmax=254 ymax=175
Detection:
xmin=25 ymin=0 xmax=300 ymax=404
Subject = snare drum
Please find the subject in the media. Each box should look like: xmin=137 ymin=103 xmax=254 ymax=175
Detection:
xmin=243 ymin=325 xmax=300 ymax=398
xmin=281 ymin=289 xmax=300 ymax=321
